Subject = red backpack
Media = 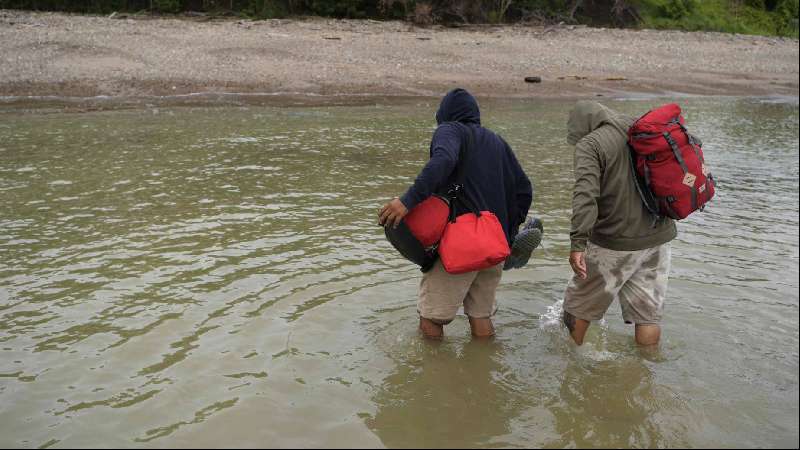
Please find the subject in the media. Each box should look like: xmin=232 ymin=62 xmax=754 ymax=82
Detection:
xmin=628 ymin=104 xmax=715 ymax=220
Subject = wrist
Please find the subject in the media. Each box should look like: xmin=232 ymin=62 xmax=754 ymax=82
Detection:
xmin=399 ymin=193 xmax=415 ymax=211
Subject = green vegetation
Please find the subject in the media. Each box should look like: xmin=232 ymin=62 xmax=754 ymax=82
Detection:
xmin=635 ymin=0 xmax=799 ymax=37
xmin=0 ymin=0 xmax=797 ymax=36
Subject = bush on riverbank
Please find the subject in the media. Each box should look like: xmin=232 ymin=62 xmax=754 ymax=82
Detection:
xmin=0 ymin=0 xmax=797 ymax=37
xmin=636 ymin=0 xmax=799 ymax=37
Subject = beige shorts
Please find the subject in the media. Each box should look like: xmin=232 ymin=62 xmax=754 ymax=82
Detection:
xmin=418 ymin=259 xmax=503 ymax=322
xmin=564 ymin=242 xmax=671 ymax=324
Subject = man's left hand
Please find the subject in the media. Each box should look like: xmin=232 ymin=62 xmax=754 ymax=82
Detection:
xmin=379 ymin=198 xmax=409 ymax=229
xmin=569 ymin=251 xmax=588 ymax=279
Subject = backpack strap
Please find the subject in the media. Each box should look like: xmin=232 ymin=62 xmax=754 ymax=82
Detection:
xmin=628 ymin=143 xmax=661 ymax=224
xmin=680 ymin=124 xmax=705 ymax=163
xmin=662 ymin=197 xmax=680 ymax=220
xmin=663 ymin=131 xmax=689 ymax=173
xmin=663 ymin=131 xmax=698 ymax=212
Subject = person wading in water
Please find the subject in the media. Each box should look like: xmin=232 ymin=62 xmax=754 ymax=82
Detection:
xmin=379 ymin=88 xmax=533 ymax=339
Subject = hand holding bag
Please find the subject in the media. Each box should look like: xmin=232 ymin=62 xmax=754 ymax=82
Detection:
xmin=383 ymin=194 xmax=449 ymax=272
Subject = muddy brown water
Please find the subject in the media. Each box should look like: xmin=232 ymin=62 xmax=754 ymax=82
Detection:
xmin=0 ymin=96 xmax=797 ymax=448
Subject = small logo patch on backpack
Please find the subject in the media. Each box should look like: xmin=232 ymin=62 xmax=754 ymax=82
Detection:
xmin=682 ymin=172 xmax=697 ymax=187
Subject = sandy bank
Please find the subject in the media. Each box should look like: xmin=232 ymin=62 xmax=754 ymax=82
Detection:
xmin=0 ymin=10 xmax=798 ymax=103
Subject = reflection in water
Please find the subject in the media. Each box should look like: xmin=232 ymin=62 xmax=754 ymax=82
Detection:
xmin=368 ymin=339 xmax=523 ymax=448
xmin=545 ymin=357 xmax=692 ymax=448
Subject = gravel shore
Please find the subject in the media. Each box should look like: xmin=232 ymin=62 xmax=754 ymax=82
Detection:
xmin=1 ymin=10 xmax=798 ymax=101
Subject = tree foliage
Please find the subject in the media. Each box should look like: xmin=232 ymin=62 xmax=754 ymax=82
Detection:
xmin=634 ymin=0 xmax=798 ymax=36
xmin=0 ymin=0 xmax=796 ymax=36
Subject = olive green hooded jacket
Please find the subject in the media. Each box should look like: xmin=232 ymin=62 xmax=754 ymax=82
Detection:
xmin=567 ymin=101 xmax=676 ymax=252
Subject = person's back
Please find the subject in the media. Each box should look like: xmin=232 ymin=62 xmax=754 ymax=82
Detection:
xmin=379 ymin=88 xmax=532 ymax=338
xmin=399 ymin=90 xmax=530 ymax=244
xmin=567 ymin=101 xmax=676 ymax=252
xmin=563 ymin=101 xmax=676 ymax=347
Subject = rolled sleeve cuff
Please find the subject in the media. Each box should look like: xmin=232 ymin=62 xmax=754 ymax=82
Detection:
xmin=570 ymin=239 xmax=588 ymax=252
xmin=400 ymin=192 xmax=418 ymax=211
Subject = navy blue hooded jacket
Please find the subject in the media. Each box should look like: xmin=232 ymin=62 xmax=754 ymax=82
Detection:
xmin=400 ymin=89 xmax=533 ymax=244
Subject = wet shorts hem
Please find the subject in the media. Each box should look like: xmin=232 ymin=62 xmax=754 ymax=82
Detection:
xmin=563 ymin=305 xmax=603 ymax=323
xmin=624 ymin=319 xmax=662 ymax=325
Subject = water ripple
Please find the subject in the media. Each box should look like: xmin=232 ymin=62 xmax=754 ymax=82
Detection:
xmin=0 ymin=98 xmax=797 ymax=448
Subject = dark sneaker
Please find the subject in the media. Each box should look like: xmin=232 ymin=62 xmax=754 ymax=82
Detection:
xmin=504 ymin=217 xmax=544 ymax=270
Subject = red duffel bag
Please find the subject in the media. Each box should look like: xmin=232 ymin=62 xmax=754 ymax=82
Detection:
xmin=438 ymin=206 xmax=510 ymax=274
xmin=403 ymin=195 xmax=450 ymax=247
xmin=437 ymin=125 xmax=510 ymax=274
xmin=383 ymin=195 xmax=448 ymax=271
xmin=628 ymin=103 xmax=715 ymax=220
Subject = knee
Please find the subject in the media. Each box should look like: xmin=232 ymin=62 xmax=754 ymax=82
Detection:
xmin=419 ymin=317 xmax=447 ymax=339
xmin=563 ymin=310 xmax=588 ymax=346
xmin=635 ymin=335 xmax=660 ymax=346
xmin=468 ymin=316 xmax=495 ymax=338
xmin=634 ymin=324 xmax=661 ymax=346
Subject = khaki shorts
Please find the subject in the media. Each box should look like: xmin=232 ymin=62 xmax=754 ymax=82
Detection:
xmin=564 ymin=242 xmax=671 ymax=324
xmin=418 ymin=259 xmax=503 ymax=322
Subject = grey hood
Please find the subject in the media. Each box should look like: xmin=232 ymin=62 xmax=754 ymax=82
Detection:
xmin=567 ymin=101 xmax=628 ymax=145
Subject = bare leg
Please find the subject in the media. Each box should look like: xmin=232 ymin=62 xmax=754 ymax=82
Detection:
xmin=468 ymin=317 xmax=495 ymax=338
xmin=634 ymin=324 xmax=660 ymax=347
xmin=419 ymin=317 xmax=444 ymax=339
xmin=563 ymin=310 xmax=590 ymax=346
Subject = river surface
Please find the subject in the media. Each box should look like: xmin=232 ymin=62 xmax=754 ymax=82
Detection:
xmin=1 ymin=96 xmax=798 ymax=448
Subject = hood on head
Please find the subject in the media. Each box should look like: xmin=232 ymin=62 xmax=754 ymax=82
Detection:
xmin=567 ymin=101 xmax=618 ymax=145
xmin=436 ymin=88 xmax=481 ymax=126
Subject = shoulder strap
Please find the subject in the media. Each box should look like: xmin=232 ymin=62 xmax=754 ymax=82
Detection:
xmin=453 ymin=122 xmax=473 ymax=186
xmin=446 ymin=123 xmax=481 ymax=220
